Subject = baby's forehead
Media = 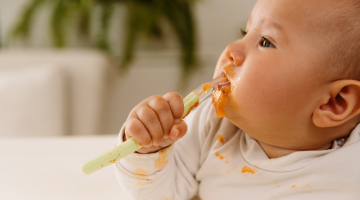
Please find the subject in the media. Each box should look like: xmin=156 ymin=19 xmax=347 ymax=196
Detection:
xmin=249 ymin=0 xmax=356 ymax=44
xmin=250 ymin=0 xmax=352 ymax=29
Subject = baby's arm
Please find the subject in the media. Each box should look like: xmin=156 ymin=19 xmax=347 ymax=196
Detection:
xmin=114 ymin=93 xmax=204 ymax=199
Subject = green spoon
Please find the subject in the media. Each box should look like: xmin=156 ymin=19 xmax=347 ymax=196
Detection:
xmin=81 ymin=76 xmax=227 ymax=175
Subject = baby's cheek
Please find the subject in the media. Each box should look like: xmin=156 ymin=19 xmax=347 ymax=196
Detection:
xmin=220 ymin=84 xmax=242 ymax=118
xmin=231 ymin=80 xmax=268 ymax=120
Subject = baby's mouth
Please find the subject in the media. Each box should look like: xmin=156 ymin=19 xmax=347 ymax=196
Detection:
xmin=216 ymin=81 xmax=231 ymax=90
xmin=218 ymin=71 xmax=231 ymax=90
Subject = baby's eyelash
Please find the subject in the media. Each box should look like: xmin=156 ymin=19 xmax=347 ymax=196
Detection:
xmin=240 ymin=29 xmax=247 ymax=37
xmin=260 ymin=36 xmax=275 ymax=48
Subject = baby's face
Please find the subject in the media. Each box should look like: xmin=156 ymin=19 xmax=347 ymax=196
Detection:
xmin=214 ymin=0 xmax=332 ymax=149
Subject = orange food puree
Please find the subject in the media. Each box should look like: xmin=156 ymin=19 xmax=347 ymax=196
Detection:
xmin=201 ymin=83 xmax=214 ymax=94
xmin=217 ymin=134 xmax=224 ymax=144
xmin=154 ymin=150 xmax=168 ymax=169
xmin=224 ymin=63 xmax=235 ymax=78
xmin=134 ymin=168 xmax=150 ymax=179
xmin=241 ymin=166 xmax=256 ymax=174
xmin=212 ymin=86 xmax=231 ymax=118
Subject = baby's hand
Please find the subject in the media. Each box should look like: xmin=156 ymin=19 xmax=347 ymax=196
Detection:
xmin=124 ymin=92 xmax=187 ymax=154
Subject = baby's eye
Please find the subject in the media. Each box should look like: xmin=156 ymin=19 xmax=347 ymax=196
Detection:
xmin=260 ymin=37 xmax=275 ymax=48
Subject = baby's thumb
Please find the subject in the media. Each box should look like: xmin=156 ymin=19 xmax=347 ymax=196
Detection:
xmin=169 ymin=120 xmax=187 ymax=141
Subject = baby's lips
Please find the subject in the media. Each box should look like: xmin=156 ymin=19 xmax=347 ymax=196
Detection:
xmin=216 ymin=81 xmax=231 ymax=90
xmin=220 ymin=71 xmax=231 ymax=82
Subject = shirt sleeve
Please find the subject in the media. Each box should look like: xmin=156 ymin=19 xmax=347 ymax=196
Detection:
xmin=114 ymin=98 xmax=213 ymax=200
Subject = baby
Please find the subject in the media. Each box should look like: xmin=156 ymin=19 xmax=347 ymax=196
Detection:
xmin=115 ymin=0 xmax=360 ymax=199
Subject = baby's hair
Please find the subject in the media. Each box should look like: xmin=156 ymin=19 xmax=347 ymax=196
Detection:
xmin=321 ymin=0 xmax=360 ymax=81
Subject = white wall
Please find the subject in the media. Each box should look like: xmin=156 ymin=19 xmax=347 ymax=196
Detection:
xmin=0 ymin=0 xmax=258 ymax=134
xmin=0 ymin=0 xmax=257 ymax=53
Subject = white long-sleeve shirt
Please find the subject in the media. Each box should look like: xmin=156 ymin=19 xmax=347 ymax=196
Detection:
xmin=114 ymin=98 xmax=360 ymax=200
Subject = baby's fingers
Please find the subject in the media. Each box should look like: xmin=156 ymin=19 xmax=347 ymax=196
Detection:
xmin=148 ymin=97 xmax=174 ymax=139
xmin=168 ymin=120 xmax=188 ymax=142
xmin=125 ymin=118 xmax=152 ymax=147
xmin=162 ymin=92 xmax=184 ymax=122
xmin=136 ymin=107 xmax=164 ymax=146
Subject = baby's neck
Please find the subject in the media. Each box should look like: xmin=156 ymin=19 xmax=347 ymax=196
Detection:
xmin=258 ymin=141 xmax=332 ymax=159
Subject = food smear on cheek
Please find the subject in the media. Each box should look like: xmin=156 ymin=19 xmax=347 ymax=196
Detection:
xmin=212 ymin=86 xmax=231 ymax=118
xmin=212 ymin=63 xmax=239 ymax=118
xmin=224 ymin=63 xmax=236 ymax=78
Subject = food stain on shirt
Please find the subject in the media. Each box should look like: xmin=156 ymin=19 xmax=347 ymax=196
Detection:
xmin=215 ymin=152 xmax=230 ymax=163
xmin=226 ymin=169 xmax=232 ymax=174
xmin=136 ymin=181 xmax=150 ymax=187
xmin=154 ymin=150 xmax=168 ymax=169
xmin=134 ymin=168 xmax=150 ymax=179
xmin=217 ymin=134 xmax=224 ymax=144
xmin=241 ymin=166 xmax=256 ymax=175
xmin=300 ymin=184 xmax=313 ymax=192
xmin=214 ymin=152 xmax=224 ymax=159
xmin=292 ymin=185 xmax=296 ymax=188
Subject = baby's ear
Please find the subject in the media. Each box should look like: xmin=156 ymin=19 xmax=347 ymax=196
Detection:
xmin=313 ymin=80 xmax=360 ymax=127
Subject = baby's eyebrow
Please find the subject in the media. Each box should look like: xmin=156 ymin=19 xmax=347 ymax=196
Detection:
xmin=247 ymin=14 xmax=283 ymax=31
xmin=270 ymin=21 xmax=283 ymax=32
xmin=247 ymin=13 xmax=287 ymax=44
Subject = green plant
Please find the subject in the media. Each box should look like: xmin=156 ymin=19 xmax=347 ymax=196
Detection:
xmin=9 ymin=0 xmax=198 ymax=76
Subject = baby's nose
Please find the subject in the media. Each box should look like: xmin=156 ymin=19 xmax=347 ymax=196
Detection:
xmin=225 ymin=44 xmax=244 ymax=66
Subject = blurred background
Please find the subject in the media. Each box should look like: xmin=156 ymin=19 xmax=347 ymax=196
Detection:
xmin=0 ymin=0 xmax=258 ymax=199
xmin=0 ymin=0 xmax=257 ymax=136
